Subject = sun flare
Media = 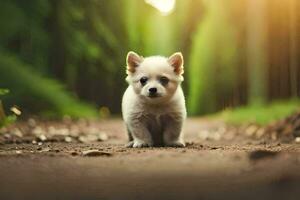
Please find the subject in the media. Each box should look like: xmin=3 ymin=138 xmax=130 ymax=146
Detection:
xmin=145 ymin=0 xmax=176 ymax=15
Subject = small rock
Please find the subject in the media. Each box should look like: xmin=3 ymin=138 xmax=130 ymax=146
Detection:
xmin=41 ymin=147 xmax=51 ymax=152
xmin=82 ymin=150 xmax=112 ymax=157
xmin=10 ymin=106 xmax=21 ymax=115
xmin=4 ymin=134 xmax=11 ymax=139
xmin=198 ymin=130 xmax=210 ymax=140
xmin=12 ymin=128 xmax=23 ymax=137
xmin=38 ymin=142 xmax=43 ymax=146
xmin=295 ymin=137 xmax=300 ymax=143
xmin=64 ymin=136 xmax=72 ymax=143
xmin=28 ymin=118 xmax=37 ymax=127
xmin=245 ymin=125 xmax=258 ymax=137
xmin=211 ymin=132 xmax=221 ymax=141
xmin=78 ymin=135 xmax=98 ymax=143
xmin=86 ymin=127 xmax=99 ymax=135
xmin=57 ymin=128 xmax=69 ymax=136
xmin=38 ymin=134 xmax=47 ymax=142
xmin=47 ymin=126 xmax=56 ymax=135
xmin=97 ymin=132 xmax=108 ymax=141
xmin=15 ymin=150 xmax=22 ymax=154
xmin=271 ymin=132 xmax=278 ymax=140
xmin=69 ymin=125 xmax=80 ymax=137
xmin=32 ymin=126 xmax=44 ymax=136
xmin=255 ymin=128 xmax=265 ymax=139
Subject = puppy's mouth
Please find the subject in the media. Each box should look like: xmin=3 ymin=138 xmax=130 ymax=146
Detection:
xmin=148 ymin=94 xmax=162 ymax=98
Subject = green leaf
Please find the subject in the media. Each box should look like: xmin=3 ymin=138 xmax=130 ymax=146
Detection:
xmin=0 ymin=100 xmax=17 ymax=129
xmin=0 ymin=115 xmax=17 ymax=129
xmin=0 ymin=89 xmax=9 ymax=96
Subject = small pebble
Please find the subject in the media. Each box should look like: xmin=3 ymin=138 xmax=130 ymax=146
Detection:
xmin=28 ymin=118 xmax=37 ymax=127
xmin=64 ymin=136 xmax=72 ymax=143
xmin=98 ymin=132 xmax=108 ymax=141
xmin=12 ymin=128 xmax=23 ymax=137
xmin=15 ymin=150 xmax=22 ymax=154
xmin=41 ymin=147 xmax=51 ymax=152
xmin=82 ymin=150 xmax=112 ymax=157
xmin=38 ymin=134 xmax=47 ymax=142
xmin=4 ymin=134 xmax=11 ymax=139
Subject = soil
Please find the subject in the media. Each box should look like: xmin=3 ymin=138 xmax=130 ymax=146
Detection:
xmin=0 ymin=118 xmax=300 ymax=200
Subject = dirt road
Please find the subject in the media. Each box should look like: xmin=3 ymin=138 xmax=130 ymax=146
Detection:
xmin=0 ymin=118 xmax=300 ymax=200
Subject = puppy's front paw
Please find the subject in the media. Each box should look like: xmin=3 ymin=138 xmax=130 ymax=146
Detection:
xmin=165 ymin=141 xmax=185 ymax=148
xmin=125 ymin=141 xmax=134 ymax=148
xmin=132 ymin=140 xmax=153 ymax=148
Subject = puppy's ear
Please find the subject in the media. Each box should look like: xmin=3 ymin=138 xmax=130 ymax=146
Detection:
xmin=168 ymin=52 xmax=184 ymax=75
xmin=126 ymin=51 xmax=143 ymax=74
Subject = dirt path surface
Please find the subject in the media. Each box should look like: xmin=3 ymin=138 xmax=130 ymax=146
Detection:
xmin=1 ymin=118 xmax=300 ymax=200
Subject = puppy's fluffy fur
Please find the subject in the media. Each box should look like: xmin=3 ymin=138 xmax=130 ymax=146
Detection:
xmin=122 ymin=51 xmax=186 ymax=148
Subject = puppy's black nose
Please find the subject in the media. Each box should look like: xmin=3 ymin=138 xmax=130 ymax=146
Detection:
xmin=148 ymin=87 xmax=157 ymax=94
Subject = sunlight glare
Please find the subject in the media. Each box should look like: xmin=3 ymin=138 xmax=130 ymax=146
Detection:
xmin=145 ymin=0 xmax=176 ymax=15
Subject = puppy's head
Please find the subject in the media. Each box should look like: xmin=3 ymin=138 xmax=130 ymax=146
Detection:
xmin=125 ymin=51 xmax=184 ymax=104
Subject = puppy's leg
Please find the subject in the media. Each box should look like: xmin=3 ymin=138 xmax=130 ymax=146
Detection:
xmin=125 ymin=126 xmax=134 ymax=147
xmin=127 ymin=125 xmax=133 ymax=141
xmin=127 ymin=118 xmax=153 ymax=148
xmin=163 ymin=115 xmax=185 ymax=147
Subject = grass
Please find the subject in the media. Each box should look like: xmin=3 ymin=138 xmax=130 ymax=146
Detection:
xmin=218 ymin=99 xmax=300 ymax=125
xmin=0 ymin=90 xmax=17 ymax=129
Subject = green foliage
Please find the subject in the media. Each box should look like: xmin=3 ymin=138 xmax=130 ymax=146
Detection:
xmin=0 ymin=113 xmax=17 ymax=129
xmin=219 ymin=99 xmax=300 ymax=125
xmin=188 ymin=1 xmax=238 ymax=115
xmin=0 ymin=89 xmax=9 ymax=96
xmin=0 ymin=0 xmax=128 ymax=116
xmin=0 ymin=89 xmax=16 ymax=129
xmin=0 ymin=0 xmax=298 ymax=118
xmin=0 ymin=53 xmax=98 ymax=118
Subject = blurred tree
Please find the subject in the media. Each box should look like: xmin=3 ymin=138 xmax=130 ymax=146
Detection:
xmin=0 ymin=53 xmax=98 ymax=117
xmin=188 ymin=0 xmax=238 ymax=115
xmin=288 ymin=0 xmax=299 ymax=97
xmin=0 ymin=0 xmax=299 ymax=117
xmin=246 ymin=0 xmax=267 ymax=105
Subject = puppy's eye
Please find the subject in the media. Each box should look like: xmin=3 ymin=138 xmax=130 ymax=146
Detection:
xmin=159 ymin=76 xmax=169 ymax=85
xmin=140 ymin=77 xmax=148 ymax=86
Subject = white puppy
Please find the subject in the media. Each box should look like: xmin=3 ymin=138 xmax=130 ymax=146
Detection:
xmin=122 ymin=51 xmax=186 ymax=148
